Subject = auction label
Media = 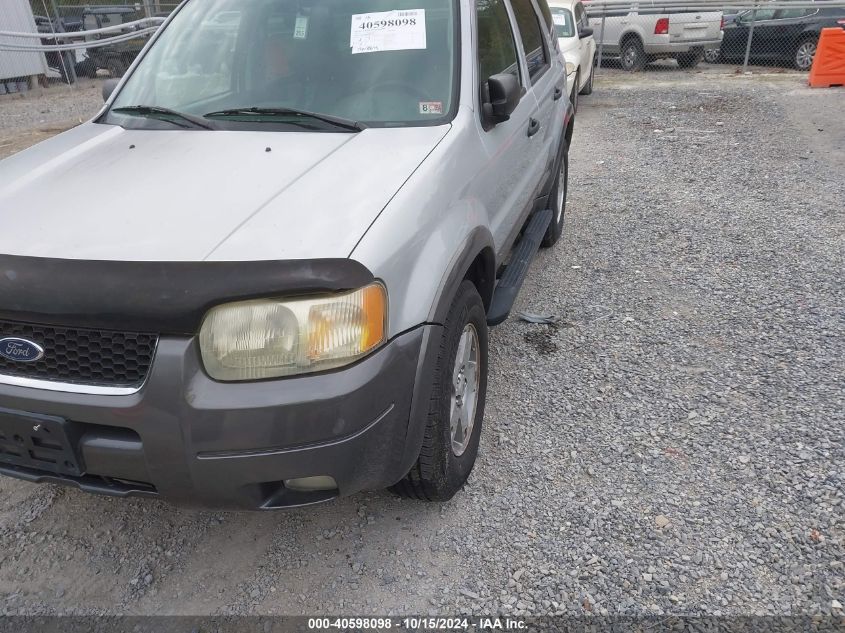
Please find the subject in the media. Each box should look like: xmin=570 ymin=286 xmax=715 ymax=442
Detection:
xmin=351 ymin=9 xmax=426 ymax=54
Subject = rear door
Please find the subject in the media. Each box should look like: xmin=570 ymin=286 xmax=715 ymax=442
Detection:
xmin=474 ymin=0 xmax=542 ymax=254
xmin=727 ymin=9 xmax=777 ymax=58
xmin=510 ymin=0 xmax=559 ymax=191
xmin=772 ymin=8 xmax=819 ymax=58
xmin=668 ymin=10 xmax=723 ymax=45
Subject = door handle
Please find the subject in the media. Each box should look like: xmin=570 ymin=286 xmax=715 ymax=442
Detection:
xmin=527 ymin=118 xmax=541 ymax=137
xmin=553 ymin=86 xmax=563 ymax=101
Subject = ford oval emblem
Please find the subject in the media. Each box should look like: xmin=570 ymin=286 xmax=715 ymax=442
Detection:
xmin=0 ymin=337 xmax=45 ymax=363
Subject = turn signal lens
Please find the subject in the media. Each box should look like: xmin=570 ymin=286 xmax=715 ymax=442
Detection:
xmin=654 ymin=17 xmax=669 ymax=35
xmin=199 ymin=283 xmax=387 ymax=381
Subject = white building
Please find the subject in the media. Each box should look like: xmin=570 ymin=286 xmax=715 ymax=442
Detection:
xmin=0 ymin=0 xmax=48 ymax=83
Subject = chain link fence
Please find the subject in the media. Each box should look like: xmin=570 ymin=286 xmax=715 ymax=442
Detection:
xmin=0 ymin=0 xmax=178 ymax=91
xmin=582 ymin=0 xmax=845 ymax=74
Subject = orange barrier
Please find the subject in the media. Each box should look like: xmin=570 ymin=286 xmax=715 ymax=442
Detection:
xmin=808 ymin=28 xmax=845 ymax=88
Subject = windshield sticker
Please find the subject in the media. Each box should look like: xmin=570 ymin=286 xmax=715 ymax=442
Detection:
xmin=294 ymin=15 xmax=309 ymax=39
xmin=350 ymin=9 xmax=426 ymax=54
xmin=419 ymin=101 xmax=443 ymax=115
xmin=552 ymin=13 xmax=567 ymax=26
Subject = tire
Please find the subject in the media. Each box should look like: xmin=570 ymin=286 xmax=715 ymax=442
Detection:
xmin=541 ymin=142 xmax=569 ymax=248
xmin=794 ymin=36 xmax=817 ymax=71
xmin=677 ymin=48 xmax=704 ymax=69
xmin=620 ymin=37 xmax=645 ymax=72
xmin=76 ymin=60 xmax=97 ymax=79
xmin=57 ymin=52 xmax=76 ymax=85
xmin=106 ymin=58 xmax=126 ymax=78
xmin=570 ymin=72 xmax=579 ymax=113
xmin=704 ymin=48 xmax=721 ymax=64
xmin=579 ymin=63 xmax=594 ymax=95
xmin=390 ymin=280 xmax=488 ymax=502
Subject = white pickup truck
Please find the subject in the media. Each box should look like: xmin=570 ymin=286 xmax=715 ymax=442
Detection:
xmin=587 ymin=2 xmax=723 ymax=70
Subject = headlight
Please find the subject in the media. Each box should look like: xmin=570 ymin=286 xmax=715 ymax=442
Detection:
xmin=565 ymin=61 xmax=577 ymax=76
xmin=199 ymin=283 xmax=387 ymax=381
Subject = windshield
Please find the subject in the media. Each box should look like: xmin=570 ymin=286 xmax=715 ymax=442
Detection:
xmin=550 ymin=8 xmax=575 ymax=38
xmin=107 ymin=0 xmax=457 ymax=129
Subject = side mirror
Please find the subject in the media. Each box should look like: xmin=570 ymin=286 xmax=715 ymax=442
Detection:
xmin=102 ymin=78 xmax=119 ymax=102
xmin=578 ymin=27 xmax=594 ymax=39
xmin=483 ymin=73 xmax=520 ymax=124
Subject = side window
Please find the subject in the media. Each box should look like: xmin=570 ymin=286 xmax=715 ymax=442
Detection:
xmin=776 ymin=8 xmax=814 ymax=19
xmin=535 ymin=0 xmax=556 ymax=42
xmin=574 ymin=3 xmax=586 ymax=28
xmin=477 ymin=0 xmax=521 ymax=83
xmin=510 ymin=0 xmax=550 ymax=82
xmin=743 ymin=9 xmax=777 ymax=21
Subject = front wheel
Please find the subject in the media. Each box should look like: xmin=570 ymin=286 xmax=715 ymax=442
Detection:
xmin=794 ymin=37 xmax=817 ymax=71
xmin=106 ymin=58 xmax=126 ymax=78
xmin=390 ymin=280 xmax=488 ymax=502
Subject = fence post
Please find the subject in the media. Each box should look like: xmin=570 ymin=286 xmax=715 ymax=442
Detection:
xmin=597 ymin=14 xmax=606 ymax=74
xmin=741 ymin=7 xmax=758 ymax=73
xmin=47 ymin=0 xmax=77 ymax=84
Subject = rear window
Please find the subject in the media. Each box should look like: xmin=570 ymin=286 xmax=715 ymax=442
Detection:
xmin=510 ymin=0 xmax=549 ymax=81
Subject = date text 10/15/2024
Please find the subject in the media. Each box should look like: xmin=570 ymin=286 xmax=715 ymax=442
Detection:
xmin=307 ymin=617 xmax=528 ymax=630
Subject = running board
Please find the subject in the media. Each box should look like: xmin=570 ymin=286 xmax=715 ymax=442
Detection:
xmin=487 ymin=208 xmax=553 ymax=326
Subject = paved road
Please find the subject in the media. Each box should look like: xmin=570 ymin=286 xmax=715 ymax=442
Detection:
xmin=0 ymin=72 xmax=842 ymax=617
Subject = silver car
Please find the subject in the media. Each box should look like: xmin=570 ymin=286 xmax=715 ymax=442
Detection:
xmin=0 ymin=0 xmax=573 ymax=509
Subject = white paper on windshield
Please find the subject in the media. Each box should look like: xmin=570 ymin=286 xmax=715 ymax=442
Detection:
xmin=552 ymin=13 xmax=567 ymax=26
xmin=294 ymin=15 xmax=309 ymax=39
xmin=350 ymin=9 xmax=426 ymax=54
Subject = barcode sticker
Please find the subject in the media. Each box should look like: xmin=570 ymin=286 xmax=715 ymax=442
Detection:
xmin=350 ymin=9 xmax=426 ymax=54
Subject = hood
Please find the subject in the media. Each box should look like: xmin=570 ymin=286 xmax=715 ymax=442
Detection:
xmin=0 ymin=122 xmax=449 ymax=262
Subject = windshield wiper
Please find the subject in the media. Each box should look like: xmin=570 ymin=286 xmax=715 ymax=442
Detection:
xmin=203 ymin=107 xmax=367 ymax=132
xmin=111 ymin=105 xmax=216 ymax=130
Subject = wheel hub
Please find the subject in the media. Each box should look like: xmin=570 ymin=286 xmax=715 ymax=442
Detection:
xmin=449 ymin=324 xmax=480 ymax=457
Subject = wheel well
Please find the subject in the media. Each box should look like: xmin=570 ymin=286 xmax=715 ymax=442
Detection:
xmin=795 ymin=32 xmax=818 ymax=45
xmin=620 ymin=32 xmax=642 ymax=48
xmin=564 ymin=118 xmax=574 ymax=148
xmin=463 ymin=247 xmax=495 ymax=313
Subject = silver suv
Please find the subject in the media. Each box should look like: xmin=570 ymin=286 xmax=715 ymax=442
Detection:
xmin=0 ymin=0 xmax=573 ymax=509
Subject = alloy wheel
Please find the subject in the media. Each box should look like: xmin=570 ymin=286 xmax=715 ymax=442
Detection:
xmin=796 ymin=41 xmax=816 ymax=71
xmin=450 ymin=324 xmax=480 ymax=457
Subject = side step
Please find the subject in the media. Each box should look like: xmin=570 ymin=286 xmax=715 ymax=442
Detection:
xmin=487 ymin=208 xmax=553 ymax=326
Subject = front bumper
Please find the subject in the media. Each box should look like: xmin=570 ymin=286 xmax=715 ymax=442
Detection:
xmin=0 ymin=326 xmax=437 ymax=509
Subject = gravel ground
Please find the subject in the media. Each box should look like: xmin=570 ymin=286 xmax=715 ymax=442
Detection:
xmin=0 ymin=71 xmax=842 ymax=618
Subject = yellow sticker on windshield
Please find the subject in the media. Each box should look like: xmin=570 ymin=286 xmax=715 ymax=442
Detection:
xmin=350 ymin=9 xmax=426 ymax=54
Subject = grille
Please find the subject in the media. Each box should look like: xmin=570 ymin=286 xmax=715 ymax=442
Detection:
xmin=0 ymin=320 xmax=158 ymax=388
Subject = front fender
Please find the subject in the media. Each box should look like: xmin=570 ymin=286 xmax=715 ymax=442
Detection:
xmin=350 ymin=110 xmax=495 ymax=338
